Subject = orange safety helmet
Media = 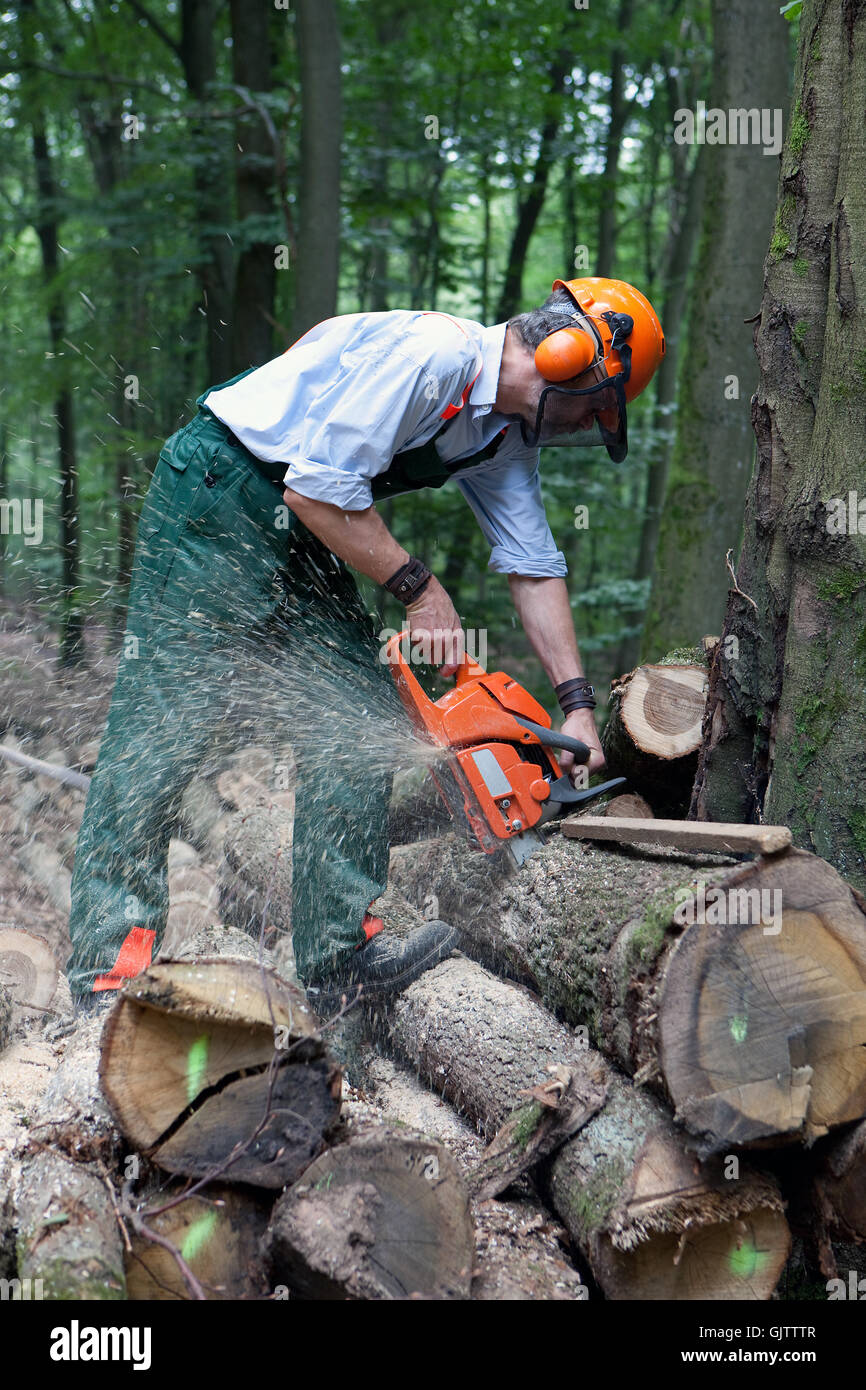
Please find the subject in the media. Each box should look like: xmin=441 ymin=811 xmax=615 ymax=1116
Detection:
xmin=523 ymin=277 xmax=665 ymax=461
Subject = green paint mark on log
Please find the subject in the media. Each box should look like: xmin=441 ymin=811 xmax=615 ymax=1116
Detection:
xmin=792 ymin=320 xmax=809 ymax=350
xmin=793 ymin=257 xmax=809 ymax=278
xmin=180 ymin=1210 xmax=219 ymax=1264
xmin=730 ymin=1015 xmax=748 ymax=1044
xmin=186 ymin=1034 xmax=210 ymax=1104
xmin=730 ymin=1239 xmax=767 ymax=1279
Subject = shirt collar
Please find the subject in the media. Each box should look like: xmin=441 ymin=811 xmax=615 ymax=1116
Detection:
xmin=469 ymin=322 xmax=507 ymax=416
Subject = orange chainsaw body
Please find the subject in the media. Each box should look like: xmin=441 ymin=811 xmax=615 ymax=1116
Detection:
xmin=386 ymin=632 xmax=565 ymax=853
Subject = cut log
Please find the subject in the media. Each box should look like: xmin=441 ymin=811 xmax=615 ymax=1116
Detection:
xmin=15 ymin=1149 xmax=126 ymax=1300
xmin=603 ymin=792 xmax=654 ymax=819
xmin=219 ymin=806 xmax=293 ymax=937
xmin=562 ymin=815 xmax=792 ymax=855
xmin=602 ymin=661 xmax=708 ymax=815
xmin=265 ymin=1123 xmax=475 ymax=1300
xmin=814 ymin=1120 xmax=866 ymax=1249
xmin=0 ymin=928 xmax=60 ymax=1020
xmin=346 ymin=1052 xmax=588 ymax=1299
xmin=387 ymin=955 xmax=790 ymax=1300
xmin=471 ymin=1196 xmax=588 ymax=1301
xmin=389 ymin=833 xmax=866 ymax=1152
xmin=126 ymin=1185 xmax=271 ymax=1300
xmin=99 ymin=958 xmax=341 ymax=1188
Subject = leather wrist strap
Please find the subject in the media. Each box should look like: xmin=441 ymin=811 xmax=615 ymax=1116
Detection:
xmin=555 ymin=676 xmax=597 ymax=715
xmin=384 ymin=557 xmax=433 ymax=605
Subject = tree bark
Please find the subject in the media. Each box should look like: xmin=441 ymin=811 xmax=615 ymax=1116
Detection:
xmin=643 ymin=0 xmax=791 ymax=654
xmin=388 ymin=832 xmax=866 ymax=1153
xmin=291 ymin=0 xmax=342 ymax=339
xmin=693 ymin=0 xmax=866 ymax=899
xmin=495 ymin=53 xmax=571 ymax=321
xmin=181 ymin=0 xmax=235 ymax=383
xmin=27 ymin=88 xmax=84 ymax=664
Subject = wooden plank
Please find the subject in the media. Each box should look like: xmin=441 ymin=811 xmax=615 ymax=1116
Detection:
xmin=560 ymin=816 xmax=792 ymax=855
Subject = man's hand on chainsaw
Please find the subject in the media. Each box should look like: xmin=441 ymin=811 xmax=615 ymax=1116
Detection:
xmin=406 ymin=577 xmax=465 ymax=678
xmin=558 ymin=707 xmax=606 ymax=780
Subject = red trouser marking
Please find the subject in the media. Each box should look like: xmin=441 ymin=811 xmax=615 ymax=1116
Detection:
xmin=93 ymin=926 xmax=156 ymax=992
xmin=358 ymin=912 xmax=385 ymax=948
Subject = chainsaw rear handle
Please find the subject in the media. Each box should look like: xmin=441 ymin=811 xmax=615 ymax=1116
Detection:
xmin=512 ymin=714 xmax=591 ymax=763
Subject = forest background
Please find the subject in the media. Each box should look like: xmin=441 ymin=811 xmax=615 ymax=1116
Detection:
xmin=0 ymin=0 xmax=799 ymax=710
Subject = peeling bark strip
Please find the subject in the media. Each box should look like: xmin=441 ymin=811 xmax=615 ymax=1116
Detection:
xmin=387 ymin=956 xmax=789 ymax=1300
xmin=388 ymin=833 xmax=866 ymax=1151
xmin=695 ymin=0 xmax=866 ymax=896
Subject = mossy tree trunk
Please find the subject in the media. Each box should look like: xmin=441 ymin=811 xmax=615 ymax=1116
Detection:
xmin=642 ymin=0 xmax=790 ymax=656
xmin=693 ymin=0 xmax=866 ymax=894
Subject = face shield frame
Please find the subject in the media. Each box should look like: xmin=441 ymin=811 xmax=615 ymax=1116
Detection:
xmin=521 ymin=313 xmax=635 ymax=463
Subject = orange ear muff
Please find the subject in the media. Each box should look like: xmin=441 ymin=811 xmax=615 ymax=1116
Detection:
xmin=534 ymin=327 xmax=597 ymax=383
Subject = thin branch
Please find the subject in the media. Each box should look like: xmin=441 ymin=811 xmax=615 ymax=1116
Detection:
xmin=125 ymin=0 xmax=182 ymax=60
xmin=725 ymin=548 xmax=758 ymax=613
xmin=5 ymin=60 xmax=164 ymax=94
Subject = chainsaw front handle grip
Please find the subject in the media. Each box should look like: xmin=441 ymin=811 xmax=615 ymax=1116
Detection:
xmin=511 ymin=714 xmax=591 ymax=762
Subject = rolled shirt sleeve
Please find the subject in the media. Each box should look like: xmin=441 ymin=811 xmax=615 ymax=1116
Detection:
xmin=453 ymin=429 xmax=568 ymax=577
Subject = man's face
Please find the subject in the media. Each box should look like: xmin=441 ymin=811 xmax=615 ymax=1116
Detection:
xmin=521 ymin=363 xmax=620 ymax=444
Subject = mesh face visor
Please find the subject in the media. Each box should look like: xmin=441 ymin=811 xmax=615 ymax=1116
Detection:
xmin=521 ymin=314 xmax=634 ymax=462
xmin=520 ymin=371 xmax=629 ymax=461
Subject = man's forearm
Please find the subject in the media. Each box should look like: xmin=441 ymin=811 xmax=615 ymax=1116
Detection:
xmin=283 ymin=488 xmax=408 ymax=584
xmin=507 ymin=574 xmax=586 ymax=686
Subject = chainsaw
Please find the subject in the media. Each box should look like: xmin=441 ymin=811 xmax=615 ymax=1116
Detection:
xmin=386 ymin=632 xmax=626 ymax=865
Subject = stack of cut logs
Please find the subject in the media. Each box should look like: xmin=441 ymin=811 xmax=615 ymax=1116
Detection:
xmin=3 ymin=648 xmax=866 ymax=1301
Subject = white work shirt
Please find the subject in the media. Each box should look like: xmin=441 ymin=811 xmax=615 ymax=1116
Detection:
xmin=204 ymin=310 xmax=567 ymax=577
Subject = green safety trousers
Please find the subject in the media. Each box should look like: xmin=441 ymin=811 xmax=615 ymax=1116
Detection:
xmin=66 ymin=383 xmax=395 ymax=997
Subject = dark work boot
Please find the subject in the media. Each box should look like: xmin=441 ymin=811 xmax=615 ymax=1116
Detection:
xmin=306 ymin=918 xmax=458 ymax=1014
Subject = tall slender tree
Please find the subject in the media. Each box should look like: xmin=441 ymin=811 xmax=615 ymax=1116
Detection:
xmin=693 ymin=0 xmax=866 ymax=892
xmin=642 ymin=0 xmax=790 ymax=654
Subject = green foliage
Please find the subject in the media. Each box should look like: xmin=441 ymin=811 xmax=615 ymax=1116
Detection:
xmin=0 ymin=0 xmax=762 ymax=712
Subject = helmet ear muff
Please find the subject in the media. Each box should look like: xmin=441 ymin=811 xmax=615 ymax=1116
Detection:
xmin=534 ymin=326 xmax=597 ymax=383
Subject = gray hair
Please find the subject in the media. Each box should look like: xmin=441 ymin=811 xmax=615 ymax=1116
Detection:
xmin=507 ymin=287 xmax=582 ymax=351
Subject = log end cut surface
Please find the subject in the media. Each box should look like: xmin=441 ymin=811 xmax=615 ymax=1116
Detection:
xmin=266 ymin=1129 xmax=475 ymax=1300
xmin=100 ymin=959 xmax=341 ymax=1187
xmin=659 ymin=850 xmax=866 ymax=1148
xmin=620 ymin=664 xmax=708 ymax=760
